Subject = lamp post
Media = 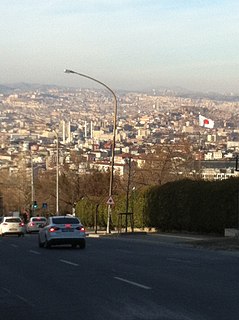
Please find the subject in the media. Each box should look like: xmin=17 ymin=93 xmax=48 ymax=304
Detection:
xmin=54 ymin=130 xmax=59 ymax=215
xmin=125 ymin=156 xmax=132 ymax=233
xmin=30 ymin=150 xmax=35 ymax=216
xmin=64 ymin=69 xmax=117 ymax=233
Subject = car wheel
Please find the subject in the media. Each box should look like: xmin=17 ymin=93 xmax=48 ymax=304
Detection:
xmin=38 ymin=237 xmax=44 ymax=248
xmin=44 ymin=238 xmax=51 ymax=248
xmin=79 ymin=239 xmax=86 ymax=249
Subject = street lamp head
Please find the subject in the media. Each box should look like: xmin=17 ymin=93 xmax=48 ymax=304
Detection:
xmin=64 ymin=69 xmax=75 ymax=74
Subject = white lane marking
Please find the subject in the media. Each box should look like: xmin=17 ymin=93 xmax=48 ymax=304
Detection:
xmin=116 ymin=249 xmax=132 ymax=254
xmin=29 ymin=250 xmax=41 ymax=255
xmin=167 ymin=257 xmax=193 ymax=264
xmin=11 ymin=244 xmax=18 ymax=248
xmin=1 ymin=288 xmax=35 ymax=307
xmin=59 ymin=259 xmax=79 ymax=267
xmin=114 ymin=277 xmax=151 ymax=290
xmin=2 ymin=287 xmax=11 ymax=294
xmin=16 ymin=294 xmax=35 ymax=307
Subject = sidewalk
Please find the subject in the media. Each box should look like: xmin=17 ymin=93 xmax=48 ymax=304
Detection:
xmin=86 ymin=229 xmax=147 ymax=238
xmin=85 ymin=229 xmax=239 ymax=251
xmin=86 ymin=229 xmax=215 ymax=240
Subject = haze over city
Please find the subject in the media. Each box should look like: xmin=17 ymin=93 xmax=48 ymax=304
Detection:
xmin=1 ymin=0 xmax=239 ymax=93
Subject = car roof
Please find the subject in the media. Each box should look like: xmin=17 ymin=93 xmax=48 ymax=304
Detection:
xmin=3 ymin=216 xmax=21 ymax=219
xmin=50 ymin=215 xmax=76 ymax=218
xmin=49 ymin=215 xmax=80 ymax=219
xmin=2 ymin=216 xmax=22 ymax=221
xmin=50 ymin=216 xmax=81 ymax=224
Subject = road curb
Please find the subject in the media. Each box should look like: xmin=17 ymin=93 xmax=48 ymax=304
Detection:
xmin=86 ymin=231 xmax=147 ymax=238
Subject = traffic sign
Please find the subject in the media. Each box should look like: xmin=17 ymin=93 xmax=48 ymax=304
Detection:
xmin=106 ymin=196 xmax=114 ymax=205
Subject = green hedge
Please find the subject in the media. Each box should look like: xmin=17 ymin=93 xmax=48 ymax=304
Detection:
xmin=75 ymin=178 xmax=239 ymax=234
xmin=75 ymin=187 xmax=150 ymax=230
xmin=144 ymin=179 xmax=239 ymax=234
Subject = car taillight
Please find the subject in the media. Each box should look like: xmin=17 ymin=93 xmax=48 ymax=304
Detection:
xmin=30 ymin=222 xmax=35 ymax=226
xmin=76 ymin=226 xmax=85 ymax=232
xmin=49 ymin=227 xmax=60 ymax=232
xmin=19 ymin=222 xmax=25 ymax=227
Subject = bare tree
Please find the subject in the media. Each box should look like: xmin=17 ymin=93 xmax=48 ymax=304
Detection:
xmin=133 ymin=140 xmax=194 ymax=187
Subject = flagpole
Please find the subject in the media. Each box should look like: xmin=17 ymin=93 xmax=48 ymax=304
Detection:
xmin=198 ymin=114 xmax=202 ymax=176
xmin=198 ymin=131 xmax=201 ymax=175
xmin=198 ymin=113 xmax=215 ymax=177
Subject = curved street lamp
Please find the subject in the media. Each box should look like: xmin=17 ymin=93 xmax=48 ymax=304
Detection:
xmin=64 ymin=69 xmax=118 ymax=233
xmin=53 ymin=129 xmax=59 ymax=215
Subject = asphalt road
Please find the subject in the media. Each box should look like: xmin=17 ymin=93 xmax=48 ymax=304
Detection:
xmin=0 ymin=233 xmax=239 ymax=320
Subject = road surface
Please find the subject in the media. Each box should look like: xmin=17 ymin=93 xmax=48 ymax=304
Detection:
xmin=0 ymin=233 xmax=238 ymax=320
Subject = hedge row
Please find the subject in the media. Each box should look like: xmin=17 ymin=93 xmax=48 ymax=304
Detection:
xmin=75 ymin=187 xmax=149 ymax=229
xmin=75 ymin=178 xmax=239 ymax=234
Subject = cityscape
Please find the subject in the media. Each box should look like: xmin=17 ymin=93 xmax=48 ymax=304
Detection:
xmin=2 ymin=1 xmax=239 ymax=319
xmin=1 ymin=82 xmax=239 ymax=213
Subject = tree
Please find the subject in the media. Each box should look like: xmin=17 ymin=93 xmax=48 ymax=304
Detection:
xmin=133 ymin=141 xmax=194 ymax=187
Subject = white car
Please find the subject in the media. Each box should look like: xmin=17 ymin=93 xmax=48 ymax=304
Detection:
xmin=0 ymin=216 xmax=25 ymax=237
xmin=26 ymin=216 xmax=47 ymax=233
xmin=38 ymin=215 xmax=86 ymax=249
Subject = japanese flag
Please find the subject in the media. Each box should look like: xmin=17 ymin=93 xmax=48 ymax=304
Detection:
xmin=199 ymin=114 xmax=214 ymax=129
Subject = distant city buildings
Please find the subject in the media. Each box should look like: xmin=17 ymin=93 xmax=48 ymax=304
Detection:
xmin=0 ymin=85 xmax=239 ymax=181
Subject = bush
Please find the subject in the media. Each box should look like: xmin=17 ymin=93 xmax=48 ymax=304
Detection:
xmin=76 ymin=178 xmax=239 ymax=234
xmin=144 ymin=178 xmax=239 ymax=234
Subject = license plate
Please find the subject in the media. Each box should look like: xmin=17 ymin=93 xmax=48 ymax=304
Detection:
xmin=9 ymin=228 xmax=17 ymax=231
xmin=62 ymin=229 xmax=73 ymax=232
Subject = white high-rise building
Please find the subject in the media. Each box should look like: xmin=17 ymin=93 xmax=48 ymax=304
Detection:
xmin=85 ymin=121 xmax=87 ymax=139
xmin=67 ymin=121 xmax=71 ymax=143
xmin=90 ymin=121 xmax=93 ymax=139
xmin=62 ymin=120 xmax=66 ymax=144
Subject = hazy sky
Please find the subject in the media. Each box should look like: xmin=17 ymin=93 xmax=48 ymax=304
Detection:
xmin=1 ymin=0 xmax=239 ymax=93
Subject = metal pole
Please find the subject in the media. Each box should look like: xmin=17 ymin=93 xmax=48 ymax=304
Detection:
xmin=125 ymin=157 xmax=132 ymax=233
xmin=64 ymin=69 xmax=117 ymax=234
xmin=238 ymin=188 xmax=239 ymax=232
xmin=56 ymin=131 xmax=59 ymax=215
xmin=31 ymin=151 xmax=35 ymax=216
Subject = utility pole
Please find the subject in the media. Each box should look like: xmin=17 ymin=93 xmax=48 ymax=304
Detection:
xmin=125 ymin=156 xmax=132 ymax=233
xmin=31 ymin=151 xmax=35 ymax=216
xmin=55 ymin=130 xmax=59 ymax=215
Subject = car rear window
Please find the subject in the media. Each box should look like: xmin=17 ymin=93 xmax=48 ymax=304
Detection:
xmin=52 ymin=217 xmax=80 ymax=225
xmin=32 ymin=217 xmax=46 ymax=222
xmin=5 ymin=218 xmax=21 ymax=223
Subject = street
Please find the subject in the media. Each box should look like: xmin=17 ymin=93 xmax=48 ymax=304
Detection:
xmin=0 ymin=233 xmax=239 ymax=320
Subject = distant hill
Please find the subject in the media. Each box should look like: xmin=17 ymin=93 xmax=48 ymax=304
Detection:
xmin=1 ymin=82 xmax=239 ymax=102
xmin=0 ymin=82 xmax=61 ymax=93
xmin=146 ymin=86 xmax=239 ymax=102
xmin=0 ymin=84 xmax=15 ymax=93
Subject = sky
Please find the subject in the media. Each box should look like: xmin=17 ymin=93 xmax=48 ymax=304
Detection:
xmin=0 ymin=0 xmax=239 ymax=93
